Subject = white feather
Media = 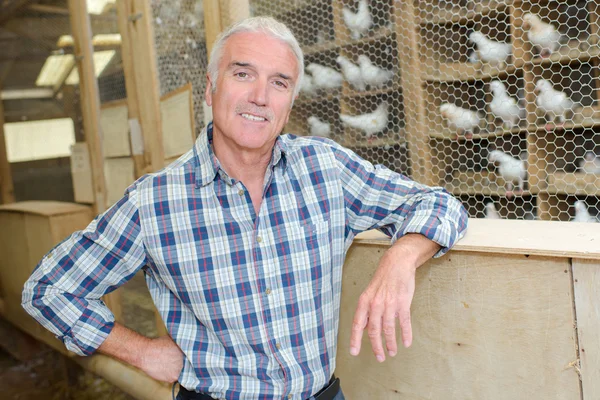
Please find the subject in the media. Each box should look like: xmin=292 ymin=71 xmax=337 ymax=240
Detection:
xmin=300 ymin=73 xmax=317 ymax=96
xmin=485 ymin=202 xmax=501 ymax=219
xmin=307 ymin=116 xmax=331 ymax=138
xmin=342 ymin=0 xmax=373 ymax=40
xmin=305 ymin=63 xmax=343 ymax=90
xmin=578 ymin=152 xmax=600 ymax=174
xmin=336 ymin=55 xmax=366 ymax=91
xmin=523 ymin=13 xmax=561 ymax=57
xmin=340 ymin=101 xmax=388 ymax=138
xmin=357 ymin=55 xmax=394 ymax=88
xmin=439 ymin=103 xmax=484 ymax=135
xmin=535 ymin=79 xmax=575 ymax=124
xmin=468 ymin=31 xmax=511 ymax=65
xmin=489 ymin=80 xmax=522 ymax=129
xmin=573 ymin=200 xmax=597 ymax=223
xmin=488 ymin=150 xmax=526 ymax=192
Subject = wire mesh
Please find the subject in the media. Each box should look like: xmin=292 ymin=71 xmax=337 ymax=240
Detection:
xmin=246 ymin=0 xmax=600 ymax=222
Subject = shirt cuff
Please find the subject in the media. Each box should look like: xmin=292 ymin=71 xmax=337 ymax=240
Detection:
xmin=58 ymin=301 xmax=115 ymax=356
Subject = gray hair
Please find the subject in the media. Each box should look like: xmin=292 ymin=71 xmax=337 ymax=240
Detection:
xmin=206 ymin=16 xmax=304 ymax=102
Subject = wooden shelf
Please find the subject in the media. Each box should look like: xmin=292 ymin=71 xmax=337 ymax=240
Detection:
xmin=423 ymin=62 xmax=516 ymax=82
xmin=340 ymin=129 xmax=405 ymax=149
xmin=303 ymin=27 xmax=393 ymax=56
xmin=343 ymin=81 xmax=400 ymax=99
xmin=294 ymin=90 xmax=340 ymax=106
xmin=428 ymin=125 xmax=525 ymax=141
xmin=526 ymin=39 xmax=600 ymax=68
xmin=449 ymin=170 xmax=536 ymax=197
xmin=546 ymin=172 xmax=600 ymax=196
xmin=417 ymin=0 xmax=510 ymax=26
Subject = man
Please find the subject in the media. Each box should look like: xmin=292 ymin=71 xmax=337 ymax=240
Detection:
xmin=23 ymin=16 xmax=467 ymax=400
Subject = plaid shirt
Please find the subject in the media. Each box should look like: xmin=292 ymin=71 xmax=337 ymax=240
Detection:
xmin=23 ymin=123 xmax=467 ymax=399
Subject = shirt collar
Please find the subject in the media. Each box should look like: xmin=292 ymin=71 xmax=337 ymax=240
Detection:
xmin=194 ymin=122 xmax=288 ymax=188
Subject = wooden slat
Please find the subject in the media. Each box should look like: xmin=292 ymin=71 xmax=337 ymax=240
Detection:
xmin=0 ymin=90 xmax=15 ymax=204
xmin=354 ymin=218 xmax=600 ymax=260
xmin=120 ymin=0 xmax=164 ymax=173
xmin=337 ymin=248 xmax=580 ymax=400
xmin=203 ymin=0 xmax=223 ymax=57
xmin=572 ymin=258 xmax=600 ymax=399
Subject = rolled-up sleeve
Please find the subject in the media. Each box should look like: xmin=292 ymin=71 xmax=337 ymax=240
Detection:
xmin=21 ymin=185 xmax=147 ymax=355
xmin=334 ymin=146 xmax=468 ymax=257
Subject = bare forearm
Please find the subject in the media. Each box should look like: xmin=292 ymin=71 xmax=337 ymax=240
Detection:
xmin=98 ymin=322 xmax=151 ymax=369
xmin=387 ymin=233 xmax=442 ymax=269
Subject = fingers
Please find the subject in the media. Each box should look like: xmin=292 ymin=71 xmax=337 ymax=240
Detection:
xmin=399 ymin=309 xmax=413 ymax=348
xmin=367 ymin=299 xmax=385 ymax=362
xmin=349 ymin=295 xmax=369 ymax=356
xmin=383 ymin=307 xmax=398 ymax=357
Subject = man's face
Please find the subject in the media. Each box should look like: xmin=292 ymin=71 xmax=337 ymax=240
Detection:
xmin=205 ymin=31 xmax=299 ymax=153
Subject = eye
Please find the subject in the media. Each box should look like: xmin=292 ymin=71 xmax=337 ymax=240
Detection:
xmin=274 ymin=80 xmax=287 ymax=88
xmin=235 ymin=72 xmax=248 ymax=78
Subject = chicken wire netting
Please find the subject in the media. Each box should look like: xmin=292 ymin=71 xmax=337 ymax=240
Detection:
xmin=245 ymin=0 xmax=600 ymax=223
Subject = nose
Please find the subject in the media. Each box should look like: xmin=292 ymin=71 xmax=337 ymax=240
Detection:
xmin=248 ymin=76 xmax=268 ymax=107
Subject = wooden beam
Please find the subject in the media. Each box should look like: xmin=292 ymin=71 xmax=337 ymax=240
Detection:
xmin=0 ymin=91 xmax=15 ymax=204
xmin=118 ymin=0 xmax=164 ymax=173
xmin=203 ymin=0 xmax=223 ymax=57
xmin=67 ymin=0 xmax=122 ymax=322
xmin=3 ymin=16 xmax=118 ymax=40
xmin=0 ymin=0 xmax=39 ymax=25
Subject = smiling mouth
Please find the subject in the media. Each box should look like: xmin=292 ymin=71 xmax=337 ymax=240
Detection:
xmin=240 ymin=113 xmax=267 ymax=122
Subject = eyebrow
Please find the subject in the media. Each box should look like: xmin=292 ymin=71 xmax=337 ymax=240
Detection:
xmin=229 ymin=61 xmax=293 ymax=82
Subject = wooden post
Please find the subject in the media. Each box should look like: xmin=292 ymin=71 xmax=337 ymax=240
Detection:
xmin=117 ymin=0 xmax=164 ymax=174
xmin=0 ymin=93 xmax=15 ymax=204
xmin=68 ymin=0 xmax=122 ymax=321
xmin=116 ymin=0 xmax=145 ymax=179
xmin=204 ymin=0 xmax=224 ymax=57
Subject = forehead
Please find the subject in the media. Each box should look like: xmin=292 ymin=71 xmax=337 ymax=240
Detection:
xmin=219 ymin=31 xmax=299 ymax=77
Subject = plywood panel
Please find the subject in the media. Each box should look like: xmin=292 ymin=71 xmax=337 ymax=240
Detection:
xmin=336 ymin=247 xmax=580 ymax=400
xmin=572 ymin=258 xmax=600 ymax=399
xmin=101 ymin=101 xmax=131 ymax=158
xmin=70 ymin=142 xmax=94 ymax=204
xmin=105 ymin=157 xmax=135 ymax=207
xmin=160 ymin=83 xmax=195 ymax=159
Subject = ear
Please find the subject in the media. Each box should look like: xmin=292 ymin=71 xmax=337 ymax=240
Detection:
xmin=205 ymin=74 xmax=213 ymax=106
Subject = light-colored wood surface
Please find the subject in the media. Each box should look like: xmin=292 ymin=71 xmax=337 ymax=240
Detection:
xmin=354 ymin=218 xmax=600 ymax=260
xmin=67 ymin=0 xmax=107 ymax=215
xmin=120 ymin=0 xmax=164 ymax=173
xmin=547 ymin=171 xmax=600 ymax=196
xmin=0 ymin=89 xmax=15 ymax=204
xmin=160 ymin=83 xmax=195 ymax=159
xmin=100 ymin=100 xmax=131 ymax=158
xmin=572 ymin=258 xmax=600 ymax=399
xmin=337 ymin=247 xmax=580 ymax=400
xmin=203 ymin=0 xmax=223 ymax=58
xmin=116 ymin=0 xmax=146 ymax=179
xmin=104 ymin=157 xmax=135 ymax=207
xmin=70 ymin=142 xmax=95 ymax=204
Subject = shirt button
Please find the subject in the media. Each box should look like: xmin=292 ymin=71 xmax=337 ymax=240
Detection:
xmin=288 ymin=395 xmax=292 ymax=399
xmin=276 ymin=342 xmax=281 ymax=350
xmin=256 ymin=236 xmax=262 ymax=243
xmin=238 ymin=189 xmax=244 ymax=196
xmin=265 ymin=288 xmax=271 ymax=295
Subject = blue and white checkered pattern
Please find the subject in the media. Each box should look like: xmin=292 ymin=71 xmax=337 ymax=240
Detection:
xmin=23 ymin=123 xmax=467 ymax=399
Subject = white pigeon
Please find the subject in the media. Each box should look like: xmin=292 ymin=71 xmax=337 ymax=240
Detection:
xmin=535 ymin=79 xmax=576 ymax=125
xmin=357 ymin=55 xmax=394 ymax=88
xmin=305 ymin=63 xmax=343 ymax=90
xmin=488 ymin=149 xmax=526 ymax=194
xmin=578 ymin=151 xmax=600 ymax=174
xmin=468 ymin=31 xmax=511 ymax=66
xmin=439 ymin=103 xmax=484 ymax=139
xmin=307 ymin=116 xmax=331 ymax=138
xmin=485 ymin=202 xmax=501 ymax=219
xmin=340 ymin=101 xmax=388 ymax=138
xmin=573 ymin=200 xmax=597 ymax=223
xmin=489 ymin=80 xmax=522 ymax=130
xmin=522 ymin=13 xmax=561 ymax=57
xmin=300 ymin=73 xmax=317 ymax=96
xmin=336 ymin=55 xmax=365 ymax=91
xmin=342 ymin=0 xmax=373 ymax=40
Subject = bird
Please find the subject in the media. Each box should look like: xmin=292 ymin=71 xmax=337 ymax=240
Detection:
xmin=439 ymin=103 xmax=485 ymax=139
xmin=299 ymin=73 xmax=317 ymax=96
xmin=468 ymin=31 xmax=511 ymax=66
xmin=305 ymin=63 xmax=343 ymax=90
xmin=342 ymin=0 xmax=373 ymax=40
xmin=573 ymin=200 xmax=597 ymax=223
xmin=336 ymin=55 xmax=366 ymax=91
xmin=522 ymin=13 xmax=562 ymax=58
xmin=307 ymin=116 xmax=331 ymax=138
xmin=489 ymin=80 xmax=523 ymax=130
xmin=485 ymin=202 xmax=501 ymax=219
xmin=535 ymin=79 xmax=577 ymax=128
xmin=578 ymin=151 xmax=600 ymax=174
xmin=488 ymin=149 xmax=526 ymax=196
xmin=340 ymin=101 xmax=388 ymax=139
xmin=357 ymin=55 xmax=394 ymax=88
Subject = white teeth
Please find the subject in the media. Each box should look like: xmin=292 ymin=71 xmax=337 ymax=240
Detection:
xmin=241 ymin=113 xmax=266 ymax=122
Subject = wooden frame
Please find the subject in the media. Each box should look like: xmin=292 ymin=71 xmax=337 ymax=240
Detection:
xmin=160 ymin=82 xmax=196 ymax=162
xmin=0 ymin=91 xmax=15 ymax=204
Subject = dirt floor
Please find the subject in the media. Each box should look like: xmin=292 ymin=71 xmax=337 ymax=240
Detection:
xmin=0 ymin=345 xmax=137 ymax=400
